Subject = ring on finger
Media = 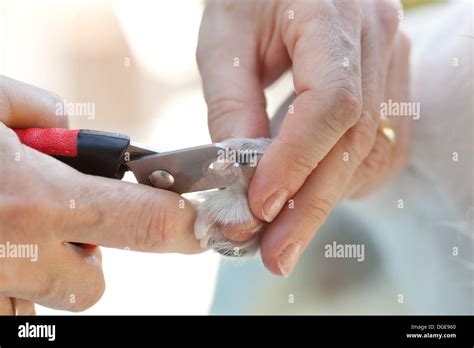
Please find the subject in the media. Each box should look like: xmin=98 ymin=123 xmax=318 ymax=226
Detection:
xmin=378 ymin=117 xmax=396 ymax=145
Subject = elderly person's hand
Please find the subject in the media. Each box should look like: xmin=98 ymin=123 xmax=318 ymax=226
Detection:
xmin=197 ymin=0 xmax=412 ymax=276
xmin=0 ymin=76 xmax=201 ymax=314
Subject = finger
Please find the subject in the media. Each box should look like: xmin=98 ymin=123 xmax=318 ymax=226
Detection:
xmin=3 ymin=244 xmax=105 ymax=312
xmin=248 ymin=3 xmax=364 ymax=223
xmin=348 ymin=31 xmax=412 ymax=198
xmin=0 ymin=75 xmax=68 ymax=128
xmin=0 ymin=120 xmax=23 ymax=151
xmin=339 ymin=0 xmax=401 ymax=197
xmin=259 ymin=111 xmax=376 ymax=276
xmin=197 ymin=3 xmax=277 ymax=141
xmin=259 ymin=3 xmax=407 ymax=275
xmin=0 ymin=122 xmax=201 ymax=255
xmin=7 ymin=298 xmax=36 ymax=315
xmin=0 ymin=298 xmax=14 ymax=315
xmin=384 ymin=31 xmax=412 ymax=169
xmin=61 ymin=175 xmax=201 ymax=254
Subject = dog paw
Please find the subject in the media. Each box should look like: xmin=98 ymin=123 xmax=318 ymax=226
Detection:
xmin=191 ymin=138 xmax=271 ymax=257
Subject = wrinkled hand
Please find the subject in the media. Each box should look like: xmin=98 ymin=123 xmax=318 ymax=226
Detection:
xmin=0 ymin=76 xmax=201 ymax=314
xmin=197 ymin=0 xmax=411 ymax=276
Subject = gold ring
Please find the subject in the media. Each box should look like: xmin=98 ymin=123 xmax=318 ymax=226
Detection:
xmin=379 ymin=117 xmax=396 ymax=145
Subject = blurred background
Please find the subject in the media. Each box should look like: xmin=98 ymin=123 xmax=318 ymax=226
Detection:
xmin=1 ymin=0 xmax=471 ymax=315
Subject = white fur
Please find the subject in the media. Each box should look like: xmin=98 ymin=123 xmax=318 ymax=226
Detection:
xmin=192 ymin=138 xmax=271 ymax=257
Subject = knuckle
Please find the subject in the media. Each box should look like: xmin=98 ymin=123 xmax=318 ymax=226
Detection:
xmin=333 ymin=0 xmax=359 ymax=12
xmin=132 ymin=196 xmax=168 ymax=251
xmin=206 ymin=95 xmax=266 ymax=141
xmin=43 ymin=91 xmax=63 ymax=115
xmin=206 ymin=96 xmax=243 ymax=127
xmin=347 ymin=114 xmax=377 ymax=164
xmin=207 ymin=96 xmax=257 ymax=122
xmin=299 ymin=195 xmax=333 ymax=228
xmin=290 ymin=149 xmax=316 ymax=176
xmin=376 ymin=0 xmax=402 ymax=42
xmin=332 ymin=0 xmax=362 ymax=27
xmin=325 ymin=86 xmax=362 ymax=132
xmin=276 ymin=138 xmax=317 ymax=185
xmin=362 ymin=140 xmax=392 ymax=174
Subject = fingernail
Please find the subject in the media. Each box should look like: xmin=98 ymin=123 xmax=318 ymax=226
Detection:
xmin=262 ymin=190 xmax=289 ymax=222
xmin=278 ymin=242 xmax=301 ymax=277
xmin=194 ymin=214 xmax=210 ymax=240
xmin=199 ymin=235 xmax=210 ymax=249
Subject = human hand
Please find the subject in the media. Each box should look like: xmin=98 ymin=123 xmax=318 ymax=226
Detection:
xmin=197 ymin=0 xmax=411 ymax=276
xmin=0 ymin=76 xmax=201 ymax=314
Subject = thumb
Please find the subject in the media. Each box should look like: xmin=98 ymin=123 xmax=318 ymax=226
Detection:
xmin=196 ymin=5 xmax=269 ymax=141
xmin=62 ymin=174 xmax=201 ymax=254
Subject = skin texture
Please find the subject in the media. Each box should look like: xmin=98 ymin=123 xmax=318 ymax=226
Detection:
xmin=197 ymin=0 xmax=412 ymax=276
xmin=0 ymin=76 xmax=202 ymax=314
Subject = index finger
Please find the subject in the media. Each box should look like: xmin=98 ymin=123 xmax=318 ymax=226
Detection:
xmin=0 ymin=75 xmax=68 ymax=128
xmin=249 ymin=3 xmax=363 ymax=222
xmin=60 ymin=174 xmax=202 ymax=255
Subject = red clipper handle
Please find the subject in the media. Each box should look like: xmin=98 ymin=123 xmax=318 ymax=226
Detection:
xmin=13 ymin=128 xmax=130 ymax=179
xmin=14 ymin=128 xmax=80 ymax=157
